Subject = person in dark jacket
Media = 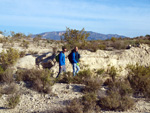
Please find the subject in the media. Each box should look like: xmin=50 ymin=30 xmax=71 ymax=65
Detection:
xmin=56 ymin=46 xmax=67 ymax=78
xmin=71 ymin=46 xmax=80 ymax=76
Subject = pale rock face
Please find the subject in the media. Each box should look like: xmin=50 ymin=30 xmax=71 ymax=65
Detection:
xmin=15 ymin=55 xmax=36 ymax=69
xmin=0 ymin=34 xmax=4 ymax=38
xmin=14 ymin=44 xmax=150 ymax=77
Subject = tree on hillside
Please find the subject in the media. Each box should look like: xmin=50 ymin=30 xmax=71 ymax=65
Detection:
xmin=62 ymin=27 xmax=90 ymax=49
xmin=33 ymin=35 xmax=42 ymax=42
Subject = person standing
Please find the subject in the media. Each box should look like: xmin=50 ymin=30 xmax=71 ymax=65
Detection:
xmin=71 ymin=46 xmax=80 ymax=76
xmin=56 ymin=46 xmax=67 ymax=78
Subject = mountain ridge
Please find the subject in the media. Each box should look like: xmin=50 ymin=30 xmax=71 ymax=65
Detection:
xmin=32 ymin=31 xmax=126 ymax=40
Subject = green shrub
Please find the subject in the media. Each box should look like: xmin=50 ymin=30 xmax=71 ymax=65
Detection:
xmin=7 ymin=94 xmax=20 ymax=109
xmin=97 ymin=68 xmax=104 ymax=75
xmin=127 ymin=64 xmax=150 ymax=98
xmin=0 ymin=48 xmax=20 ymax=70
xmin=16 ymin=69 xmax=54 ymax=93
xmin=62 ymin=27 xmax=89 ymax=49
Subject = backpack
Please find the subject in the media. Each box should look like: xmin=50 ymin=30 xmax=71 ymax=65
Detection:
xmin=68 ymin=51 xmax=73 ymax=63
xmin=55 ymin=53 xmax=60 ymax=62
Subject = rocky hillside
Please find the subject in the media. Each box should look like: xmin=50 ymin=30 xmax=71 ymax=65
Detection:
xmin=13 ymin=44 xmax=150 ymax=77
xmin=0 ymin=39 xmax=150 ymax=113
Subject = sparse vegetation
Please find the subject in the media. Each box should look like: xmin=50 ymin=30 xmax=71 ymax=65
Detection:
xmin=98 ymin=90 xmax=134 ymax=111
xmin=16 ymin=69 xmax=54 ymax=93
xmin=96 ymin=68 xmax=105 ymax=75
xmin=127 ymin=64 xmax=150 ymax=98
xmin=20 ymin=40 xmax=30 ymax=49
xmin=82 ymin=77 xmax=102 ymax=93
xmin=66 ymin=93 xmax=100 ymax=113
xmin=98 ymin=78 xmax=134 ymax=111
xmin=62 ymin=27 xmax=90 ymax=49
xmin=7 ymin=93 xmax=20 ymax=109
xmin=2 ymin=83 xmax=17 ymax=95
xmin=0 ymin=48 xmax=20 ymax=70
xmin=0 ymin=68 xmax=14 ymax=83
xmin=107 ymin=66 xmax=118 ymax=82
xmin=19 ymin=51 xmax=26 ymax=57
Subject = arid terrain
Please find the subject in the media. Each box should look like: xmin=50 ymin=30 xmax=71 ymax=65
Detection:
xmin=0 ymin=34 xmax=150 ymax=113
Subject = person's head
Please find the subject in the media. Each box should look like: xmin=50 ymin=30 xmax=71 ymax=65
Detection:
xmin=62 ymin=46 xmax=67 ymax=52
xmin=74 ymin=46 xmax=78 ymax=52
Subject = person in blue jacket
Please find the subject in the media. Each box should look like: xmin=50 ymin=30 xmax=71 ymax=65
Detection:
xmin=72 ymin=46 xmax=80 ymax=76
xmin=56 ymin=46 xmax=67 ymax=78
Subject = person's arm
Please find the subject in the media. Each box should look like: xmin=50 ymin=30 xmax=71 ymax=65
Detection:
xmin=72 ymin=52 xmax=77 ymax=63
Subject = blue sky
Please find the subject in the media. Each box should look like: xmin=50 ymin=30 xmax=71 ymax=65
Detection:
xmin=0 ymin=0 xmax=150 ymax=37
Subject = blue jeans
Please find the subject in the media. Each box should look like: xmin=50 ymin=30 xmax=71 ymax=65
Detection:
xmin=72 ymin=63 xmax=80 ymax=76
xmin=56 ymin=65 xmax=66 ymax=78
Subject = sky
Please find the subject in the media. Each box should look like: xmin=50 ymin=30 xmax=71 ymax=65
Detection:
xmin=0 ymin=0 xmax=150 ymax=37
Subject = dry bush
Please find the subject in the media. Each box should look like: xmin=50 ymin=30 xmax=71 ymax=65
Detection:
xmin=127 ymin=64 xmax=150 ymax=98
xmin=103 ymin=78 xmax=113 ymax=86
xmin=107 ymin=80 xmax=133 ymax=97
xmin=2 ymin=83 xmax=17 ymax=95
xmin=0 ymin=68 xmax=14 ymax=83
xmin=111 ymin=41 xmax=128 ymax=50
xmin=41 ymin=108 xmax=67 ymax=113
xmin=73 ymin=69 xmax=92 ymax=84
xmin=0 ymin=66 xmax=5 ymax=81
xmin=82 ymin=93 xmax=100 ymax=112
xmin=56 ymin=72 xmax=73 ymax=84
xmin=67 ymin=93 xmax=100 ymax=113
xmin=28 ymin=50 xmax=38 ymax=55
xmin=82 ymin=77 xmax=102 ymax=93
xmin=66 ymin=98 xmax=84 ymax=113
xmin=98 ymin=79 xmax=134 ymax=111
xmin=56 ymin=69 xmax=92 ymax=84
xmin=0 ymin=48 xmax=20 ymax=70
xmin=107 ymin=66 xmax=118 ymax=82
xmin=16 ymin=69 xmax=54 ymax=93
xmin=7 ymin=93 xmax=20 ymax=109
xmin=0 ymin=86 xmax=2 ymax=98
xmin=20 ymin=40 xmax=30 ymax=49
xmin=19 ymin=51 xmax=26 ymax=58
xmin=98 ymin=90 xmax=134 ymax=111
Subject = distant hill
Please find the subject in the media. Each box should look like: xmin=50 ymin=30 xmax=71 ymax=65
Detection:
xmin=32 ymin=31 xmax=126 ymax=40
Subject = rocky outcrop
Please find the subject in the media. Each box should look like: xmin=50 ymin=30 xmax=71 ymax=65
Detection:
xmin=15 ymin=55 xmax=36 ymax=69
xmin=14 ymin=44 xmax=150 ymax=77
xmin=51 ymin=44 xmax=150 ymax=77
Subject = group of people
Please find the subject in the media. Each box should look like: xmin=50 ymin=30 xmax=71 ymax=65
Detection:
xmin=56 ymin=46 xmax=80 ymax=78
